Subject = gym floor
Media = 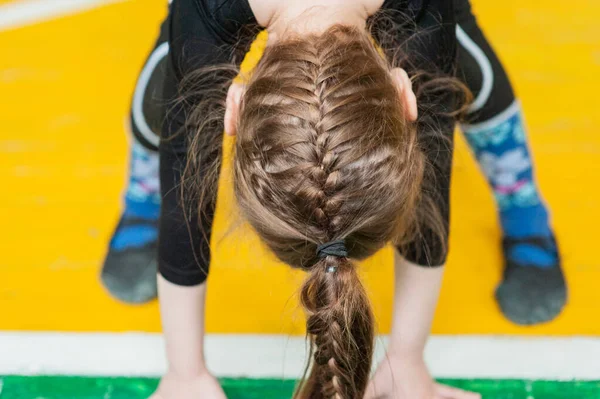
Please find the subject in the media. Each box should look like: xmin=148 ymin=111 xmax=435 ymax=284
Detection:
xmin=0 ymin=0 xmax=599 ymax=397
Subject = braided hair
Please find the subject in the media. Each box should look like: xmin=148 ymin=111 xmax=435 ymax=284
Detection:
xmin=234 ymin=26 xmax=428 ymax=399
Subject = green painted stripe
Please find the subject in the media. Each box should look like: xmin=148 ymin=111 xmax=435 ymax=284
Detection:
xmin=1 ymin=376 xmax=599 ymax=398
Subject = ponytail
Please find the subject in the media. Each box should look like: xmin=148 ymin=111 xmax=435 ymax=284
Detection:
xmin=296 ymin=255 xmax=374 ymax=399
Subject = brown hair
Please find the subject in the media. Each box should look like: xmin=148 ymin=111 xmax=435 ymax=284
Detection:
xmin=234 ymin=26 xmax=428 ymax=398
xmin=182 ymin=22 xmax=468 ymax=399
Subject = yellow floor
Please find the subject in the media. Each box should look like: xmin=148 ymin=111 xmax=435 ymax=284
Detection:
xmin=1 ymin=0 xmax=599 ymax=335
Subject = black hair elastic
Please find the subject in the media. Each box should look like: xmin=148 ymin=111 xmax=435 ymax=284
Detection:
xmin=316 ymin=240 xmax=348 ymax=259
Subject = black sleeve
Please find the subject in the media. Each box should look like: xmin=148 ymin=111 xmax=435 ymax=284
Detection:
xmin=378 ymin=0 xmax=458 ymax=266
xmin=158 ymin=0 xmax=258 ymax=286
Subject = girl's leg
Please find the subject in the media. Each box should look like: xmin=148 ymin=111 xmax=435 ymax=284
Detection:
xmin=455 ymin=0 xmax=566 ymax=325
xmin=101 ymin=13 xmax=169 ymax=303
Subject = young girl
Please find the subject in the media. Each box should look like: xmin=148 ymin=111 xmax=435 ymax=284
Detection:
xmin=104 ymin=0 xmax=565 ymax=329
xmin=146 ymin=1 xmax=483 ymax=398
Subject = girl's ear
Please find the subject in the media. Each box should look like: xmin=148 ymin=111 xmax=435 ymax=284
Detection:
xmin=224 ymin=81 xmax=245 ymax=136
xmin=391 ymin=67 xmax=418 ymax=122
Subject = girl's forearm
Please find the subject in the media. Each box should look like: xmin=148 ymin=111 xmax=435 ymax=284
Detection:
xmin=388 ymin=251 xmax=445 ymax=356
xmin=157 ymin=275 xmax=209 ymax=378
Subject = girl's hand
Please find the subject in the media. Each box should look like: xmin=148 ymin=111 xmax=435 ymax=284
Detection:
xmin=364 ymin=351 xmax=480 ymax=399
xmin=149 ymin=370 xmax=227 ymax=399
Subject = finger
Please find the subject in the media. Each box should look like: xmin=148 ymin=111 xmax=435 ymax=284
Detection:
xmin=435 ymin=383 xmax=481 ymax=399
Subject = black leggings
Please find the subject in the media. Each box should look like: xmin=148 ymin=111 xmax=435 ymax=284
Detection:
xmin=455 ymin=0 xmax=515 ymax=123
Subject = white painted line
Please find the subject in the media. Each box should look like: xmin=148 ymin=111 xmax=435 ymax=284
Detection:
xmin=0 ymin=0 xmax=125 ymax=32
xmin=0 ymin=332 xmax=599 ymax=380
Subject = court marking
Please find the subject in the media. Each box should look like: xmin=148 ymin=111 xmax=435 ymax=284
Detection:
xmin=0 ymin=0 xmax=125 ymax=32
xmin=1 ymin=332 xmax=599 ymax=380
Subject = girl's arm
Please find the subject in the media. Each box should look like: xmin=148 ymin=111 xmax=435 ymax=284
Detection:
xmin=365 ymin=252 xmax=480 ymax=399
xmin=153 ymin=2 xmax=261 ymax=397
xmin=388 ymin=251 xmax=443 ymax=357
xmin=150 ymin=277 xmax=226 ymax=399
xmin=158 ymin=276 xmax=209 ymax=378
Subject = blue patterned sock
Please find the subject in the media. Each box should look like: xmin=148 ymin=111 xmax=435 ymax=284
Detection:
xmin=110 ymin=142 xmax=160 ymax=251
xmin=462 ymin=101 xmax=557 ymax=268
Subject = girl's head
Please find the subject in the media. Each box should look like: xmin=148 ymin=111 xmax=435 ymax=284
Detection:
xmin=229 ymin=25 xmax=432 ymax=398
